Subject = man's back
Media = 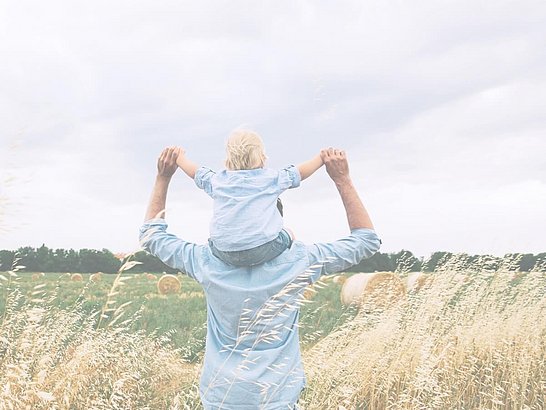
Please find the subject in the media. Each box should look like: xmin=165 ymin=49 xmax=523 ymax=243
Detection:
xmin=140 ymin=219 xmax=380 ymax=409
xmin=198 ymin=242 xmax=310 ymax=409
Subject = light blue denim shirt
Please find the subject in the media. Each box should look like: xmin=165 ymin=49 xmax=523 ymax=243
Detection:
xmin=139 ymin=219 xmax=380 ymax=410
xmin=194 ymin=165 xmax=301 ymax=251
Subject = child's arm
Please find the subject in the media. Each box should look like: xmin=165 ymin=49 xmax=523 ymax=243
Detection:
xmin=176 ymin=148 xmax=200 ymax=179
xmin=297 ymin=153 xmax=324 ymax=181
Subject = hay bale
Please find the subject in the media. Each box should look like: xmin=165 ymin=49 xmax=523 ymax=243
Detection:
xmin=157 ymin=274 xmax=181 ymax=295
xmin=146 ymin=273 xmax=157 ymax=281
xmin=405 ymin=272 xmax=433 ymax=292
xmin=90 ymin=272 xmax=103 ymax=282
xmin=31 ymin=272 xmax=45 ymax=281
xmin=71 ymin=273 xmax=84 ymax=282
xmin=340 ymin=272 xmax=406 ymax=308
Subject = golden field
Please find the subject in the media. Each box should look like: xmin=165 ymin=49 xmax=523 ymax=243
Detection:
xmin=0 ymin=255 xmax=544 ymax=409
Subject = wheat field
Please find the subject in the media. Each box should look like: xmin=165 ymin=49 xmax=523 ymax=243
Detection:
xmin=0 ymin=254 xmax=544 ymax=409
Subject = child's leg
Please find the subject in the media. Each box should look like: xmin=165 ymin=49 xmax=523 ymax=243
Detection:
xmin=285 ymin=227 xmax=295 ymax=241
xmin=209 ymin=230 xmax=292 ymax=267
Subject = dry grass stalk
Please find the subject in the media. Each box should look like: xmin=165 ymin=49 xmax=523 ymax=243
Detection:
xmin=333 ymin=275 xmax=347 ymax=285
xmin=303 ymin=284 xmax=317 ymax=300
xmin=1 ymin=254 xmax=544 ymax=409
xmin=404 ymin=272 xmax=434 ymax=292
xmin=301 ymin=264 xmax=546 ymax=409
xmin=0 ymin=299 xmax=197 ymax=409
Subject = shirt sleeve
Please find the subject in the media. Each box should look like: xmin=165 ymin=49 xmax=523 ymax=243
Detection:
xmin=139 ymin=218 xmax=205 ymax=283
xmin=277 ymin=165 xmax=301 ymax=192
xmin=194 ymin=166 xmax=216 ymax=197
xmin=305 ymin=228 xmax=381 ymax=282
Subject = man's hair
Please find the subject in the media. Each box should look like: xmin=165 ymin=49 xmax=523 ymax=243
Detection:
xmin=225 ymin=129 xmax=266 ymax=170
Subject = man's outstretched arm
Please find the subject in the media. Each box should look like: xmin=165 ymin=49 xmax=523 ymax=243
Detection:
xmin=306 ymin=148 xmax=380 ymax=279
xmin=144 ymin=147 xmax=180 ymax=221
xmin=141 ymin=146 xmax=203 ymax=282
xmin=321 ymin=147 xmax=374 ymax=231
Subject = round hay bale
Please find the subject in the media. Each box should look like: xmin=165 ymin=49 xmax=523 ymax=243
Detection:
xmin=157 ymin=274 xmax=181 ymax=295
xmin=332 ymin=275 xmax=347 ymax=285
xmin=146 ymin=273 xmax=157 ymax=281
xmin=31 ymin=272 xmax=45 ymax=281
xmin=71 ymin=273 xmax=84 ymax=282
xmin=405 ymin=272 xmax=433 ymax=292
xmin=90 ymin=272 xmax=103 ymax=282
xmin=340 ymin=272 xmax=406 ymax=308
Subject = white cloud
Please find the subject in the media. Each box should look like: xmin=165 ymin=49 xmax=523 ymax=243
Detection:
xmin=1 ymin=0 xmax=545 ymax=256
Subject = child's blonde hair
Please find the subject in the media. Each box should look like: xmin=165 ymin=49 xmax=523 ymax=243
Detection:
xmin=225 ymin=129 xmax=267 ymax=170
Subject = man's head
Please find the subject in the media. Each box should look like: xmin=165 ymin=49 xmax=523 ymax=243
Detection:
xmin=225 ymin=129 xmax=267 ymax=170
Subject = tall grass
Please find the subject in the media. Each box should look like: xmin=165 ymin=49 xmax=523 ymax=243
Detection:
xmin=301 ymin=256 xmax=546 ymax=409
xmin=0 ymin=260 xmax=200 ymax=409
xmin=0 ymin=254 xmax=544 ymax=409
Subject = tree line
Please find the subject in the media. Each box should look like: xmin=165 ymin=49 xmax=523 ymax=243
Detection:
xmin=346 ymin=250 xmax=544 ymax=273
xmin=0 ymin=245 xmax=543 ymax=274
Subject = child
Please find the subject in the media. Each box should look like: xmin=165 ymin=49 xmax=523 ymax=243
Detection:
xmin=176 ymin=129 xmax=323 ymax=266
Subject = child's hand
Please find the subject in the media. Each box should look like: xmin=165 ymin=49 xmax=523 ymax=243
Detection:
xmin=175 ymin=147 xmax=187 ymax=167
xmin=175 ymin=148 xmax=199 ymax=179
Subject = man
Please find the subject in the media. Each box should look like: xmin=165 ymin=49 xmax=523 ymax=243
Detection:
xmin=140 ymin=147 xmax=380 ymax=409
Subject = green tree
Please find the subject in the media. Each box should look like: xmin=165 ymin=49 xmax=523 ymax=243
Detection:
xmin=518 ymin=253 xmax=536 ymax=272
xmin=347 ymin=252 xmax=395 ymax=272
xmin=0 ymin=250 xmax=15 ymax=271
xmin=123 ymin=250 xmax=179 ymax=274
xmin=35 ymin=244 xmax=56 ymax=272
xmin=79 ymin=249 xmax=120 ymax=273
xmin=17 ymin=246 xmax=39 ymax=272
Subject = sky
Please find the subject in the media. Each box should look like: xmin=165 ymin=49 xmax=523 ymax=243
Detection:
xmin=1 ymin=0 xmax=545 ymax=258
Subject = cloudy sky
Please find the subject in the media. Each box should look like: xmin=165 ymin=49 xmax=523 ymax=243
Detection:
xmin=1 ymin=0 xmax=545 ymax=258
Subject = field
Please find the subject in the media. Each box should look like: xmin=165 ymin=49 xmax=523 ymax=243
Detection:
xmin=0 ymin=257 xmax=545 ymax=409
xmin=0 ymin=271 xmax=354 ymax=361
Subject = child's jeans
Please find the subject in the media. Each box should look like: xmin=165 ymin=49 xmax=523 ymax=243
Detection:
xmin=209 ymin=229 xmax=293 ymax=267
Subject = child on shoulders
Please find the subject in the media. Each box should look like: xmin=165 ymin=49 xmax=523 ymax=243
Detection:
xmin=176 ymin=129 xmax=323 ymax=266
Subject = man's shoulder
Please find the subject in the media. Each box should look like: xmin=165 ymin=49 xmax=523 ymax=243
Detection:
xmin=266 ymin=241 xmax=310 ymax=266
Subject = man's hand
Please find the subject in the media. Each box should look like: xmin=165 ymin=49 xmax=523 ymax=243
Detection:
xmin=144 ymin=147 xmax=180 ymax=221
xmin=321 ymin=147 xmax=349 ymax=184
xmin=157 ymin=147 xmax=181 ymax=178
xmin=321 ymin=147 xmax=374 ymax=230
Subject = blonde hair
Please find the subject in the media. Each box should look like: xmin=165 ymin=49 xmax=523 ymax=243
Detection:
xmin=225 ymin=129 xmax=267 ymax=170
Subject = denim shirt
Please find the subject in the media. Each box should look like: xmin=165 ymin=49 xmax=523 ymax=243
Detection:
xmin=194 ymin=165 xmax=301 ymax=251
xmin=139 ymin=219 xmax=381 ymax=410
